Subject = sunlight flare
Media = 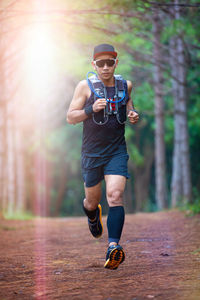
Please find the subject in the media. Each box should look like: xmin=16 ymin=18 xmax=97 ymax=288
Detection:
xmin=24 ymin=24 xmax=56 ymax=101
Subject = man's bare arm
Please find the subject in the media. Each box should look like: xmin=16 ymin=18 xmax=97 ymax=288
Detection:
xmin=66 ymin=80 xmax=90 ymax=124
xmin=126 ymin=80 xmax=139 ymax=124
xmin=67 ymin=80 xmax=107 ymax=125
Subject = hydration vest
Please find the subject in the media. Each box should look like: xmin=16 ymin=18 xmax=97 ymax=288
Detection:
xmin=87 ymin=72 xmax=129 ymax=125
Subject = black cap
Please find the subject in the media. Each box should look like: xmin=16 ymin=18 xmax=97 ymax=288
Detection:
xmin=93 ymin=44 xmax=117 ymax=60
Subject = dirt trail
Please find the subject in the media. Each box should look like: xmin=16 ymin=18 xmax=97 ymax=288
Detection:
xmin=0 ymin=211 xmax=200 ymax=300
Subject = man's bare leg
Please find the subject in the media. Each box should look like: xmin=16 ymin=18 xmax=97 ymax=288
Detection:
xmin=105 ymin=174 xmax=126 ymax=207
xmin=83 ymin=181 xmax=102 ymax=213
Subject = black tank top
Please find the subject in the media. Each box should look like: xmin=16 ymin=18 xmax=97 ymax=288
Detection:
xmin=81 ymin=85 xmax=128 ymax=168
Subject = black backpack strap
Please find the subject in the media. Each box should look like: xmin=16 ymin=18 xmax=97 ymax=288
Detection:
xmin=114 ymin=76 xmax=129 ymax=104
xmin=122 ymin=80 xmax=129 ymax=102
xmin=92 ymin=81 xmax=105 ymax=99
xmin=116 ymin=79 xmax=129 ymax=124
xmin=90 ymin=79 xmax=108 ymax=125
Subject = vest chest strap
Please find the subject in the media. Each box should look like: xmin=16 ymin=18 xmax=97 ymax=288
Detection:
xmin=86 ymin=71 xmax=128 ymax=125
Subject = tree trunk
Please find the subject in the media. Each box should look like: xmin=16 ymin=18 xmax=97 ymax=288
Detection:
xmin=176 ymin=35 xmax=192 ymax=203
xmin=34 ymin=129 xmax=50 ymax=217
xmin=170 ymin=37 xmax=182 ymax=207
xmin=132 ymin=145 xmax=154 ymax=212
xmin=152 ymin=8 xmax=167 ymax=210
xmin=0 ymin=104 xmax=5 ymax=212
xmin=53 ymin=162 xmax=68 ymax=216
xmin=15 ymin=127 xmax=25 ymax=213
xmin=7 ymin=102 xmax=16 ymax=216
xmin=170 ymin=0 xmax=192 ymax=204
xmin=2 ymin=109 xmax=8 ymax=215
xmin=134 ymin=160 xmax=154 ymax=212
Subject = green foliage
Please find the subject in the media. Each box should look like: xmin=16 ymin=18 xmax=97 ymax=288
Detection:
xmin=187 ymin=203 xmax=200 ymax=216
xmin=179 ymin=189 xmax=200 ymax=216
xmin=45 ymin=123 xmax=84 ymax=216
xmin=126 ymin=134 xmax=144 ymax=167
xmin=0 ymin=225 xmax=17 ymax=231
xmin=61 ymin=178 xmax=84 ymax=216
xmin=164 ymin=113 xmax=174 ymax=145
xmin=191 ymin=248 xmax=200 ymax=256
xmin=4 ymin=211 xmax=34 ymax=220
xmin=182 ymin=202 xmax=200 ymax=216
xmin=47 ymin=124 xmax=82 ymax=172
xmin=134 ymin=82 xmax=154 ymax=112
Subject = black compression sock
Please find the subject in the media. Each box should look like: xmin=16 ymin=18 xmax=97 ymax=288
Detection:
xmin=82 ymin=203 xmax=97 ymax=220
xmin=107 ymin=206 xmax=125 ymax=244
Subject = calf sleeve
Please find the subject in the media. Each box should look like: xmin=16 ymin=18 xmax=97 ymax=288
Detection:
xmin=107 ymin=206 xmax=125 ymax=244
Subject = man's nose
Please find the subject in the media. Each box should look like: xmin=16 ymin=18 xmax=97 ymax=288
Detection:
xmin=103 ymin=63 xmax=109 ymax=69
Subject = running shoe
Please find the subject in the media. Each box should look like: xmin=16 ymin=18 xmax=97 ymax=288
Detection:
xmin=88 ymin=204 xmax=103 ymax=238
xmin=104 ymin=244 xmax=125 ymax=270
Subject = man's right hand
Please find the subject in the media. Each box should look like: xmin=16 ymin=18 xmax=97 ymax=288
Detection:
xmin=92 ymin=98 xmax=107 ymax=112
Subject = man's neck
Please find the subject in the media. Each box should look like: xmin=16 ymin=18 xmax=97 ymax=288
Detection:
xmin=99 ymin=76 xmax=115 ymax=87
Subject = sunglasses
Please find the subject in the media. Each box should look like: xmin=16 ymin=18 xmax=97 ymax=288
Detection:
xmin=94 ymin=58 xmax=116 ymax=68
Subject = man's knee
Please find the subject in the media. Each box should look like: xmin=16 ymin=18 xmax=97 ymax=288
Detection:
xmin=107 ymin=189 xmax=124 ymax=206
xmin=84 ymin=198 xmax=99 ymax=211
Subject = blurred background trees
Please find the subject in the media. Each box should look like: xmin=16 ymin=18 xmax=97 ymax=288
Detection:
xmin=0 ymin=0 xmax=199 ymax=218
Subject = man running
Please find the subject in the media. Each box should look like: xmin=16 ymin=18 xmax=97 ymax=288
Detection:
xmin=67 ymin=44 xmax=139 ymax=270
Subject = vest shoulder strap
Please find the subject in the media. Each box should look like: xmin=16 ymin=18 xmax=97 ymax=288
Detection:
xmin=89 ymin=74 xmax=125 ymax=86
xmin=88 ymin=75 xmax=104 ymax=98
xmin=114 ymin=75 xmax=124 ymax=90
xmin=88 ymin=73 xmax=128 ymax=101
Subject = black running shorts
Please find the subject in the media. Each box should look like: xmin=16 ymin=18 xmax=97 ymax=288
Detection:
xmin=82 ymin=152 xmax=130 ymax=188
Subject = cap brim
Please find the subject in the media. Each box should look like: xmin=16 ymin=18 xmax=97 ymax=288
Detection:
xmin=93 ymin=51 xmax=117 ymax=60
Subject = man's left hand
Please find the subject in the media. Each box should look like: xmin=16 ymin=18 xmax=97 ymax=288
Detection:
xmin=127 ymin=110 xmax=139 ymax=124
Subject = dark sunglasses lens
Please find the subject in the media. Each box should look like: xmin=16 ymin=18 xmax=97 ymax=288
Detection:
xmin=106 ymin=59 xmax=115 ymax=66
xmin=96 ymin=60 xmax=104 ymax=67
xmin=96 ymin=59 xmax=115 ymax=67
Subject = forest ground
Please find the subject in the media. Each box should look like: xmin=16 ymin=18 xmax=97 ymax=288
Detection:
xmin=0 ymin=210 xmax=200 ymax=300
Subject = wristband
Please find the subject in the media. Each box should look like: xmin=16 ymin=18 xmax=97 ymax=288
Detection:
xmin=84 ymin=105 xmax=94 ymax=116
xmin=128 ymin=109 xmax=139 ymax=114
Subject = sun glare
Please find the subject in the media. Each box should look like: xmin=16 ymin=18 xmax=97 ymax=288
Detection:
xmin=22 ymin=23 xmax=57 ymax=219
xmin=23 ymin=22 xmax=55 ymax=297
xmin=24 ymin=24 xmax=56 ymax=101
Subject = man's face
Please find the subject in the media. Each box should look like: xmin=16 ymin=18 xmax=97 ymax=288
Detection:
xmin=92 ymin=54 xmax=118 ymax=81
